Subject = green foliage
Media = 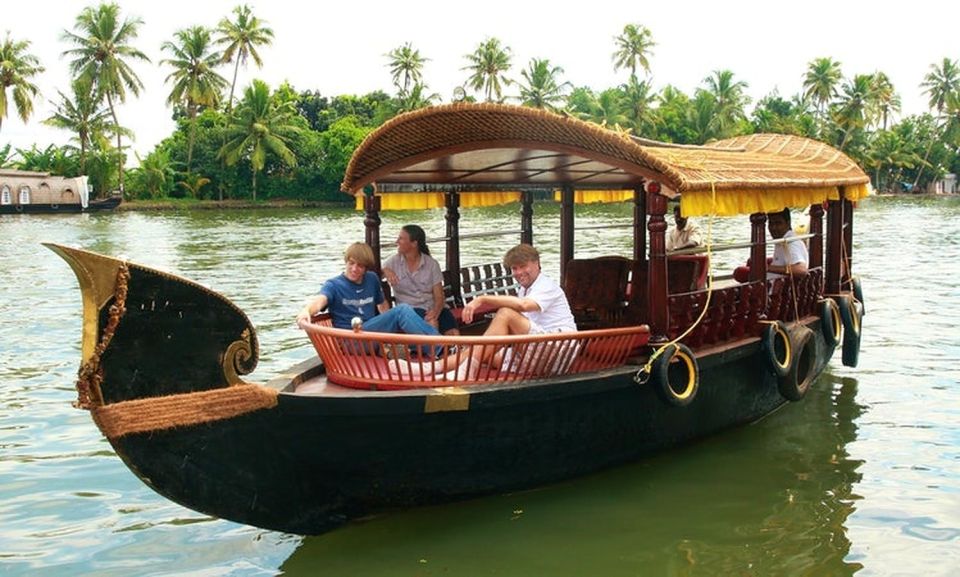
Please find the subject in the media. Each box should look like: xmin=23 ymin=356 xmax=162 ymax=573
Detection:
xmin=463 ymin=37 xmax=512 ymax=102
xmin=315 ymin=116 xmax=371 ymax=199
xmin=14 ymin=144 xmax=80 ymax=175
xmin=751 ymin=91 xmax=817 ymax=137
xmin=516 ymin=58 xmax=570 ymax=111
xmin=612 ymin=23 xmax=655 ymax=80
xmin=128 ymin=148 xmax=177 ymax=199
xmin=0 ymin=31 xmax=44 ymax=132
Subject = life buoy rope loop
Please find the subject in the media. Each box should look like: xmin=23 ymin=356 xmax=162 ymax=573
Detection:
xmin=820 ymin=298 xmax=842 ymax=349
xmin=651 ymin=343 xmax=700 ymax=407
xmin=761 ymin=320 xmax=792 ymax=378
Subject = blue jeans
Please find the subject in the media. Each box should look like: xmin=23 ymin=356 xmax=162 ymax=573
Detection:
xmin=364 ymin=304 xmax=439 ymax=356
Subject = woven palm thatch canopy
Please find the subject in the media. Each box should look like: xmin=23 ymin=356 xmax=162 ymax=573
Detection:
xmin=341 ymin=103 xmax=870 ymax=216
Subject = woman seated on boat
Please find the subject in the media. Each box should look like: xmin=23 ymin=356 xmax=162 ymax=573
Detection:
xmin=296 ymin=242 xmax=439 ymax=352
xmin=395 ymin=243 xmax=577 ymax=380
xmin=382 ymin=224 xmax=460 ymax=336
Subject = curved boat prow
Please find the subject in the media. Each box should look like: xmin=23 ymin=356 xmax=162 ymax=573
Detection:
xmin=45 ymin=243 xmax=259 ymax=405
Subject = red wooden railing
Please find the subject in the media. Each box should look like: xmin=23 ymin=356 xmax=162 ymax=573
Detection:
xmin=300 ymin=319 xmax=650 ymax=390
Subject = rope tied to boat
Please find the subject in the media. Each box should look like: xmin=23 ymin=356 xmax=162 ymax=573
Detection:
xmin=75 ymin=262 xmax=129 ymax=410
xmin=634 ymin=177 xmax=718 ymax=385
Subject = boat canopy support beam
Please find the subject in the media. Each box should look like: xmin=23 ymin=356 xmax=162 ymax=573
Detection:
xmin=647 ymin=187 xmax=669 ymax=344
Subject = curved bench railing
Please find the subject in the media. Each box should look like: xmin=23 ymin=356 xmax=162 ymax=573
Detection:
xmin=299 ymin=321 xmax=650 ymax=390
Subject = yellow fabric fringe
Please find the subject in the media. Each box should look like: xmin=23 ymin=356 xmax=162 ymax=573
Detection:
xmin=355 ymin=191 xmax=522 ymax=211
xmin=681 ymin=183 xmax=872 ymax=217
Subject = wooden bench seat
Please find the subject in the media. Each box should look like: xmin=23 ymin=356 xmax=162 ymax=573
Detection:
xmin=381 ymin=261 xmax=517 ymax=331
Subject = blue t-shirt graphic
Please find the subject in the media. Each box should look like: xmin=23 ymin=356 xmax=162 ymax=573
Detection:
xmin=320 ymin=271 xmax=384 ymax=329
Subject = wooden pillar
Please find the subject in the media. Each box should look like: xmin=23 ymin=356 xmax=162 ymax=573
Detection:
xmin=809 ymin=203 xmax=824 ymax=271
xmin=363 ymin=194 xmax=382 ymax=273
xmin=560 ymin=184 xmax=575 ymax=282
xmin=647 ymin=187 xmax=669 ymax=344
xmin=842 ymin=193 xmax=854 ymax=290
xmin=749 ymin=213 xmax=768 ymax=281
xmin=445 ymin=191 xmax=461 ymax=298
xmin=633 ymin=183 xmax=646 ymax=264
xmin=520 ymin=190 xmax=534 ymax=246
xmin=825 ymin=198 xmax=843 ymax=294
xmin=749 ymin=212 xmax=769 ymax=311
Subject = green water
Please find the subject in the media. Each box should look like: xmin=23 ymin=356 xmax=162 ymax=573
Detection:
xmin=1 ymin=197 xmax=957 ymax=576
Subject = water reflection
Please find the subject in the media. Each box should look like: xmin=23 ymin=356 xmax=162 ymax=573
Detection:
xmin=280 ymin=372 xmax=865 ymax=576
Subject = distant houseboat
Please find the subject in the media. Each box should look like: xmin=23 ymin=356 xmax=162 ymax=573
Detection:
xmin=0 ymin=169 xmax=120 ymax=214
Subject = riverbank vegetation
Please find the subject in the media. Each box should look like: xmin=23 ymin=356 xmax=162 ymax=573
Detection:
xmin=1 ymin=3 xmax=958 ymax=202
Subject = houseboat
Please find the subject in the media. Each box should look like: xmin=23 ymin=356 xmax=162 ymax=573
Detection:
xmin=47 ymin=103 xmax=867 ymax=535
xmin=0 ymin=169 xmax=119 ymax=214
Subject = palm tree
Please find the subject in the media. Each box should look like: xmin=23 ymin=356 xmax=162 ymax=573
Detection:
xmin=0 ymin=32 xmax=44 ymax=135
xmin=516 ymin=58 xmax=571 ymax=111
xmin=620 ymin=76 xmax=658 ymax=136
xmin=703 ymin=69 xmax=750 ymax=139
xmin=834 ymin=74 xmax=874 ymax=151
xmin=921 ymin=58 xmax=960 ymax=114
xmin=161 ymin=26 xmax=228 ymax=173
xmin=43 ymin=78 xmax=115 ymax=172
xmin=869 ymin=72 xmax=900 ymax=131
xmin=386 ymin=42 xmax=428 ymax=97
xmin=216 ymin=4 xmax=274 ymax=112
xmin=396 ymin=83 xmax=441 ymax=113
xmin=612 ymin=23 xmax=655 ymax=80
xmin=219 ymin=79 xmax=300 ymax=201
xmin=802 ymin=57 xmax=842 ymax=130
xmin=62 ymin=2 xmax=150 ymax=194
xmin=463 ymin=38 xmax=512 ymax=102
xmin=591 ymin=89 xmax=629 ymax=129
xmin=915 ymin=58 xmax=960 ymax=188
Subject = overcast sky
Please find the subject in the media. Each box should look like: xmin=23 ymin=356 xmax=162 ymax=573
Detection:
xmin=3 ymin=0 xmax=956 ymax=159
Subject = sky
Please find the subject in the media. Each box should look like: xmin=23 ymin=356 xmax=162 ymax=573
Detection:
xmin=2 ymin=0 xmax=957 ymax=160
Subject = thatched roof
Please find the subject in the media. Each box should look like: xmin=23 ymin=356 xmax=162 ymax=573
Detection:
xmin=341 ymin=103 xmax=870 ymax=216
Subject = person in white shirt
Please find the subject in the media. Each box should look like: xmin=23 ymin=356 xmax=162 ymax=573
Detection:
xmin=767 ymin=208 xmax=808 ymax=277
xmin=392 ymin=244 xmax=576 ymax=380
xmin=666 ymin=205 xmax=703 ymax=252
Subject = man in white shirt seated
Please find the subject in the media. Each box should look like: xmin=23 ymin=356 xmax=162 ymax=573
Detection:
xmin=393 ymin=244 xmax=577 ymax=380
xmin=666 ymin=205 xmax=703 ymax=252
xmin=767 ymin=208 xmax=808 ymax=277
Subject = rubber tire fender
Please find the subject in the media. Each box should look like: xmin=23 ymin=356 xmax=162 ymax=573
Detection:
xmin=821 ymin=299 xmax=842 ymax=349
xmin=837 ymin=294 xmax=861 ymax=368
xmin=762 ymin=321 xmax=792 ymax=378
xmin=778 ymin=325 xmax=817 ymax=401
xmin=652 ymin=343 xmax=700 ymax=407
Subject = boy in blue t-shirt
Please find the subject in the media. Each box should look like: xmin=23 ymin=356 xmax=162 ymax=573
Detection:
xmin=296 ymin=242 xmax=439 ymax=342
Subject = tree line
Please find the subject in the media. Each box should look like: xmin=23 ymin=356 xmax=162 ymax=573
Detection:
xmin=1 ymin=5 xmax=958 ymax=201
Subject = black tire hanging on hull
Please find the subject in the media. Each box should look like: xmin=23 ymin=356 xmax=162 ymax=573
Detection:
xmin=652 ymin=343 xmax=700 ymax=407
xmin=837 ymin=294 xmax=862 ymax=368
xmin=777 ymin=325 xmax=817 ymax=401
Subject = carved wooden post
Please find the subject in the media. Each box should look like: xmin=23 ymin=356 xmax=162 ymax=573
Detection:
xmin=560 ymin=184 xmax=575 ymax=282
xmin=633 ymin=183 xmax=646 ymax=264
xmin=749 ymin=212 xmax=768 ymax=311
xmin=520 ymin=190 xmax=534 ymax=246
xmin=842 ymin=192 xmax=854 ymax=290
xmin=825 ymin=198 xmax=843 ymax=294
xmin=363 ymin=194 xmax=382 ymax=273
xmin=445 ymin=191 xmax=461 ymax=299
xmin=647 ymin=186 xmax=668 ymax=344
xmin=809 ymin=203 xmax=824 ymax=271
